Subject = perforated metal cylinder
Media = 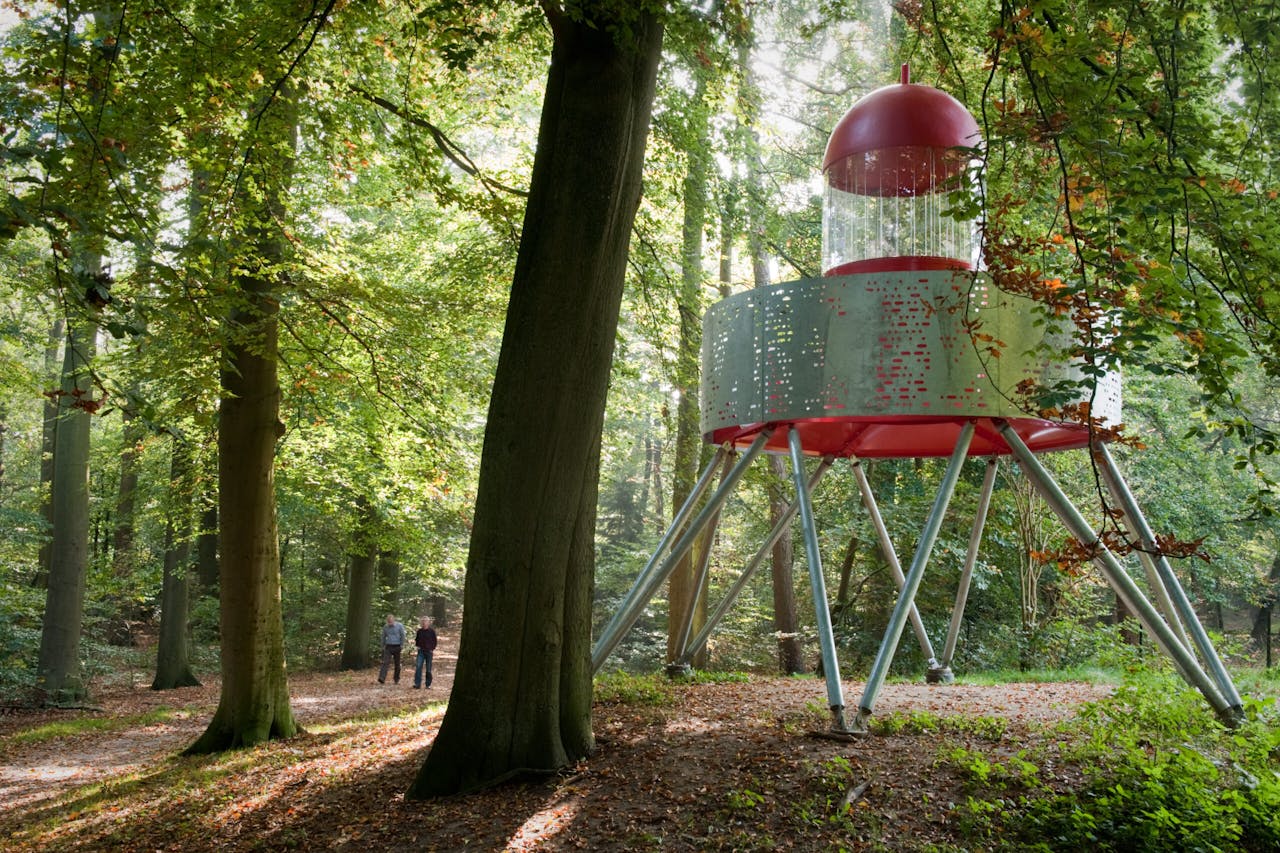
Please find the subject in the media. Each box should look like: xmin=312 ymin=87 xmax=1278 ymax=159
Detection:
xmin=699 ymin=270 xmax=1121 ymax=458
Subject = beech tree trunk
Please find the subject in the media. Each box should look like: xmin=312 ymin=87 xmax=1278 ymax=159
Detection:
xmin=153 ymin=439 xmax=199 ymax=689
xmin=196 ymin=497 xmax=219 ymax=594
xmin=186 ymin=83 xmax=299 ymax=754
xmin=32 ymin=317 xmax=64 ymax=589
xmin=36 ymin=305 xmax=100 ymax=703
xmin=666 ymin=64 xmax=713 ymax=668
xmin=340 ymin=551 xmax=376 ymax=670
xmin=408 ymin=7 xmax=663 ymax=798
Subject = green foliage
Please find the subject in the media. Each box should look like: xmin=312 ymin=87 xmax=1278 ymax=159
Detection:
xmin=948 ymin=674 xmax=1280 ymax=851
xmin=724 ymin=784 xmax=766 ymax=812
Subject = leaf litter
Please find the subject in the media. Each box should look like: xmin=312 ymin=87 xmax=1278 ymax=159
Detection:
xmin=0 ymin=635 xmax=1110 ymax=851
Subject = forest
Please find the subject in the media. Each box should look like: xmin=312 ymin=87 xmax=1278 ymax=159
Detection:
xmin=3 ymin=0 xmax=1280 ymax=850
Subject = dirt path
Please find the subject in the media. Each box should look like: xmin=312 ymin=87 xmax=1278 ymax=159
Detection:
xmin=0 ymin=638 xmax=460 ymax=812
xmin=0 ymin=639 xmax=1114 ymax=852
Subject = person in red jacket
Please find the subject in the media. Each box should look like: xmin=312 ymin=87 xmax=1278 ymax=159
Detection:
xmin=413 ymin=616 xmax=438 ymax=689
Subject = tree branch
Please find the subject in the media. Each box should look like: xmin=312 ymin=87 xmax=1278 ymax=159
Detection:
xmin=344 ymin=83 xmax=529 ymax=199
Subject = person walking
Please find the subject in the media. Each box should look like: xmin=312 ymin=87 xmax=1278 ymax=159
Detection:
xmin=378 ymin=613 xmax=406 ymax=684
xmin=413 ymin=617 xmax=438 ymax=689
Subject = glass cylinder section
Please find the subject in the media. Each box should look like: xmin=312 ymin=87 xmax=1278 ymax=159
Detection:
xmin=823 ymin=145 xmax=978 ymax=276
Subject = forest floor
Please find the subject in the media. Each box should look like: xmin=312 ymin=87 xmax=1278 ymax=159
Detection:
xmin=0 ymin=633 xmax=1114 ymax=851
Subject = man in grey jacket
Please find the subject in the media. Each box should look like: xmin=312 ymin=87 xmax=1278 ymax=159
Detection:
xmin=378 ymin=613 xmax=406 ymax=684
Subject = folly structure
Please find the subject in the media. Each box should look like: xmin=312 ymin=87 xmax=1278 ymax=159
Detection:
xmin=592 ymin=67 xmax=1244 ymax=732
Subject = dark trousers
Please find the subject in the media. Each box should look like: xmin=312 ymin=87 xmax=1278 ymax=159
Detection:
xmin=414 ymin=649 xmax=434 ymax=687
xmin=379 ymin=644 xmax=402 ymax=683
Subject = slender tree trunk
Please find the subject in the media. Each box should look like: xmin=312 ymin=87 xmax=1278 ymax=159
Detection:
xmin=36 ymin=301 xmax=101 ymax=703
xmin=341 ymin=551 xmax=376 ymax=670
xmin=1250 ymin=552 xmax=1280 ymax=656
xmin=737 ymin=45 xmax=805 ymax=673
xmin=666 ymin=65 xmax=713 ymax=667
xmin=409 ymin=8 xmax=663 ymax=798
xmin=186 ymin=83 xmax=299 ymax=754
xmin=767 ymin=456 xmax=806 ymax=674
xmin=112 ymin=406 xmax=141 ymax=569
xmin=154 ymin=438 xmax=200 ymax=689
xmin=0 ymin=401 xmax=6 ymax=504
xmin=104 ymin=404 xmax=145 ymax=646
xmin=649 ymin=427 xmax=664 ymax=531
xmin=835 ymin=534 xmax=859 ymax=607
xmin=33 ymin=318 xmax=65 ymax=589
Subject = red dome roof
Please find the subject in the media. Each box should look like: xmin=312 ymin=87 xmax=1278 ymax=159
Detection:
xmin=822 ymin=68 xmax=980 ymax=173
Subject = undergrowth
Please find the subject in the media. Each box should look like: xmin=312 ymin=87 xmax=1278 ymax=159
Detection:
xmin=593 ymin=671 xmax=674 ymax=706
xmin=945 ymin=672 xmax=1280 ymax=851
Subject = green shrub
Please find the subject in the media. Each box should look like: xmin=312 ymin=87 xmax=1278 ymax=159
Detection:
xmin=950 ymin=674 xmax=1280 ymax=851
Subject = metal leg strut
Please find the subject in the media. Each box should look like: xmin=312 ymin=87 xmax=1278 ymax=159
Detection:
xmin=678 ymin=458 xmax=835 ymax=667
xmin=1093 ymin=442 xmax=1244 ymax=719
xmin=670 ymin=453 xmax=735 ymax=668
xmin=850 ymin=457 xmax=941 ymax=677
xmin=592 ymin=432 xmax=772 ymax=673
xmin=996 ymin=420 xmax=1240 ymax=725
xmin=853 ymin=422 xmax=976 ymax=731
xmin=789 ymin=427 xmax=850 ymax=732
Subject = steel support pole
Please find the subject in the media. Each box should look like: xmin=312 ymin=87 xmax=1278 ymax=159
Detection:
xmin=671 ymin=455 xmax=734 ymax=664
xmin=591 ymin=432 xmax=772 ymax=673
xmin=850 ymin=458 xmax=939 ymax=672
xmin=995 ymin=420 xmax=1239 ymax=724
xmin=941 ymin=456 xmax=999 ymax=673
xmin=788 ymin=427 xmax=849 ymax=731
xmin=853 ymin=422 xmax=974 ymax=731
xmin=1093 ymin=442 xmax=1244 ymax=716
xmin=679 ymin=458 xmax=835 ymax=666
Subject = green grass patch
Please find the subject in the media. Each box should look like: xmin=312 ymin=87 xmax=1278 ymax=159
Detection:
xmin=868 ymin=709 xmax=1008 ymax=740
xmin=1 ymin=706 xmax=178 ymax=748
xmin=684 ymin=669 xmax=751 ymax=684
xmin=593 ymin=671 xmax=675 ymax=706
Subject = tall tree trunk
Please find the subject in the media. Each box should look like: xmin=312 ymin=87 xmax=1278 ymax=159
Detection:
xmin=378 ymin=551 xmax=401 ymax=617
xmin=186 ymin=83 xmax=299 ymax=754
xmin=196 ymin=497 xmax=219 ymax=594
xmin=36 ymin=298 xmax=101 ymax=703
xmin=666 ymin=64 xmax=713 ymax=668
xmin=153 ymin=438 xmax=200 ymax=689
xmin=648 ymin=427 xmax=664 ymax=531
xmin=408 ymin=8 xmax=663 ymax=798
xmin=32 ymin=318 xmax=65 ymax=589
xmin=341 ymin=551 xmax=376 ymax=670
